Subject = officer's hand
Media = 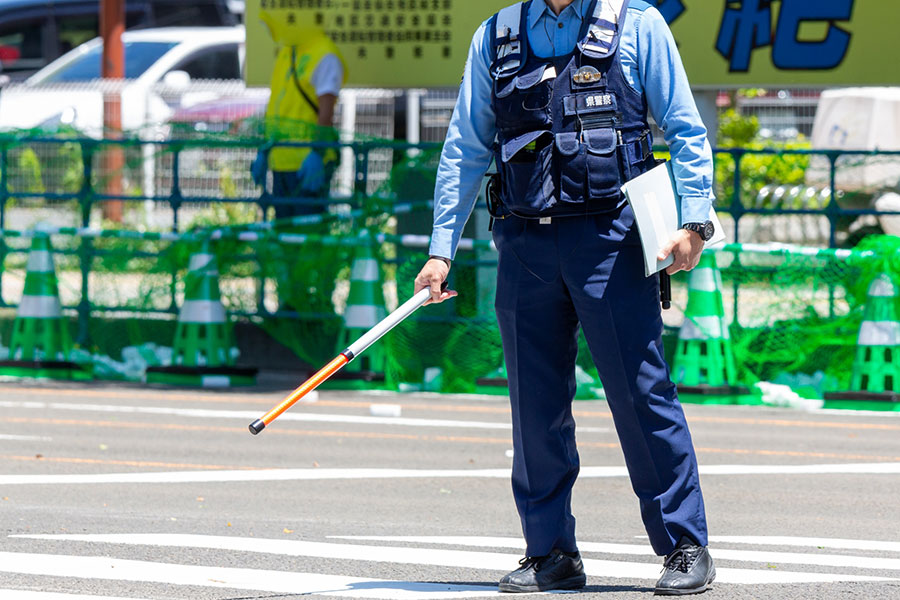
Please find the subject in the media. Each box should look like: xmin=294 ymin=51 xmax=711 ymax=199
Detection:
xmin=658 ymin=229 xmax=704 ymax=275
xmin=250 ymin=149 xmax=268 ymax=186
xmin=414 ymin=258 xmax=458 ymax=305
xmin=297 ymin=152 xmax=326 ymax=194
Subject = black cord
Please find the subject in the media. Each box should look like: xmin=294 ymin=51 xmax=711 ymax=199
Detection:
xmin=290 ymin=46 xmax=320 ymax=117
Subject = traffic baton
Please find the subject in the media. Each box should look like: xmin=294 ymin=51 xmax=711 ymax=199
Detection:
xmin=660 ymin=271 xmax=672 ymax=310
xmin=249 ymin=285 xmax=443 ymax=435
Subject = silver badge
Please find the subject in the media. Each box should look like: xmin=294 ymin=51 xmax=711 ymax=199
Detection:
xmin=573 ymin=65 xmax=603 ymax=84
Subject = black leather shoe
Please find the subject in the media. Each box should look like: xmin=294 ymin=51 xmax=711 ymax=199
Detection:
xmin=654 ymin=537 xmax=716 ymax=595
xmin=499 ymin=549 xmax=586 ymax=593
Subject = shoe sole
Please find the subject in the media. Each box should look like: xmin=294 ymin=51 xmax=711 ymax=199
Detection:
xmin=499 ymin=574 xmax=586 ymax=593
xmin=654 ymin=569 xmax=716 ymax=596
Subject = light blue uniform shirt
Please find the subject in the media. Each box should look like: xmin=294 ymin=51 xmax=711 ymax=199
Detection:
xmin=430 ymin=0 xmax=714 ymax=260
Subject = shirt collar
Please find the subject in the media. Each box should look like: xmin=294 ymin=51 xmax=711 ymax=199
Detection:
xmin=528 ymin=0 xmax=590 ymax=31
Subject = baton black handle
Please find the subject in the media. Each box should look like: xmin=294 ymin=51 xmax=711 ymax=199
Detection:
xmin=660 ymin=271 xmax=671 ymax=310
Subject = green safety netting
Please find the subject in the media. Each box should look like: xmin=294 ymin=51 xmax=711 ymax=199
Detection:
xmin=1 ymin=128 xmax=900 ymax=408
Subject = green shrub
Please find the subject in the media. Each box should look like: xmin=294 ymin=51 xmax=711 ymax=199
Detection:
xmin=715 ymin=109 xmax=811 ymax=207
xmin=14 ymin=148 xmax=46 ymax=195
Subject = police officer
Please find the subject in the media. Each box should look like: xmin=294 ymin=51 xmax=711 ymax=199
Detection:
xmin=414 ymin=0 xmax=716 ymax=595
xmin=252 ymin=14 xmax=348 ymax=219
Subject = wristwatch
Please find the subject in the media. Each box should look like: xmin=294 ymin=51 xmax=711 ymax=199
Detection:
xmin=681 ymin=221 xmax=715 ymax=242
xmin=429 ymin=255 xmax=452 ymax=267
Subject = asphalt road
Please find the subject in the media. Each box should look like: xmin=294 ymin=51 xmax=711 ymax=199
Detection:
xmin=1 ymin=379 xmax=900 ymax=600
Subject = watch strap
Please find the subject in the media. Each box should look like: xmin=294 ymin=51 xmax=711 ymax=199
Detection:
xmin=681 ymin=221 xmax=714 ymax=241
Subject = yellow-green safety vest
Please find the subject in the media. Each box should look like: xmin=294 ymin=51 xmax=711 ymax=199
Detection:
xmin=265 ymin=35 xmax=348 ymax=173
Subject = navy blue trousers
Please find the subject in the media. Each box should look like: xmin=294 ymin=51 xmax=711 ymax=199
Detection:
xmin=272 ymin=171 xmax=326 ymax=220
xmin=492 ymin=205 xmax=708 ymax=557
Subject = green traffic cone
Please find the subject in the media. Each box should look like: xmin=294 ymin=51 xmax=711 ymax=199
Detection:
xmin=671 ymin=252 xmax=742 ymax=394
xmin=336 ymin=232 xmax=387 ymax=380
xmin=146 ymin=243 xmax=256 ymax=387
xmin=849 ymin=274 xmax=900 ymax=393
xmin=9 ymin=234 xmax=69 ymax=361
xmin=1 ymin=233 xmax=88 ymax=379
xmin=173 ymin=247 xmax=231 ymax=367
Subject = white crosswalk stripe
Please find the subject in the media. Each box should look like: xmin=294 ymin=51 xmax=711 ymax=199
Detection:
xmin=708 ymin=535 xmax=900 ymax=553
xmin=0 ymin=592 xmax=150 ymax=600
xmin=0 ymin=552 xmax=499 ymax=599
xmin=332 ymin=535 xmax=900 ymax=571
xmin=5 ymin=533 xmax=898 ymax=592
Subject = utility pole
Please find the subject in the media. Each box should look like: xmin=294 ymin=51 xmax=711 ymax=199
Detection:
xmin=100 ymin=0 xmax=124 ymax=223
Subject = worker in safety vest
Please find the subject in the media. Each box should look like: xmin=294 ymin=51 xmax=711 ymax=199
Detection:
xmin=414 ymin=0 xmax=716 ymax=595
xmin=252 ymin=14 xmax=348 ymax=219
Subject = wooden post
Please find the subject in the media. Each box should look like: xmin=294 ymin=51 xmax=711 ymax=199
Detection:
xmin=100 ymin=0 xmax=124 ymax=223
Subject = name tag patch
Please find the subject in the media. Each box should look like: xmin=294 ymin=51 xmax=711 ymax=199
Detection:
xmin=585 ymin=94 xmax=613 ymax=108
xmin=563 ymin=93 xmax=619 ymax=117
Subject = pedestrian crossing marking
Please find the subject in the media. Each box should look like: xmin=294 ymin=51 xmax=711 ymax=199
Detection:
xmin=0 ymin=591 xmax=151 ymax=600
xmin=333 ymin=535 xmax=900 ymax=571
xmin=10 ymin=534 xmax=897 ymax=586
xmin=0 ymin=552 xmax=500 ymax=600
xmin=708 ymin=535 xmax=900 ymax=553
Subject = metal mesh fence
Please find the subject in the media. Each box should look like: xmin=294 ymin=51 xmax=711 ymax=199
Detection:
xmin=419 ymin=89 xmax=458 ymax=143
xmin=733 ymin=89 xmax=821 ymax=140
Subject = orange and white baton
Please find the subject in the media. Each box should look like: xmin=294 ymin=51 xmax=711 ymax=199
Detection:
xmin=249 ymin=286 xmax=441 ymax=435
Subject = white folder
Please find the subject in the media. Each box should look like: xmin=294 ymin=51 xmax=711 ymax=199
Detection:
xmin=621 ymin=161 xmax=725 ymax=277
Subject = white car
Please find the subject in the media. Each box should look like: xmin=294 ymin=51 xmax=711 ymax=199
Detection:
xmin=0 ymin=26 xmax=246 ymax=137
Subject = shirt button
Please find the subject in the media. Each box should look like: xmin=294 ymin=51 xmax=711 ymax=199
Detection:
xmin=558 ymin=22 xmax=564 ymax=29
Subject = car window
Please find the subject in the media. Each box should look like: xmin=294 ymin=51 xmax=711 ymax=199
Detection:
xmin=56 ymin=16 xmax=98 ymax=55
xmin=150 ymin=0 xmax=235 ymax=27
xmin=39 ymin=41 xmax=178 ymax=83
xmin=170 ymin=44 xmax=240 ymax=80
xmin=0 ymin=20 xmax=45 ymax=72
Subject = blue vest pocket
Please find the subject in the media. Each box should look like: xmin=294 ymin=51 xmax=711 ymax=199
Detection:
xmin=516 ymin=65 xmax=553 ymax=111
xmin=494 ymin=75 xmax=517 ymax=99
xmin=584 ymin=128 xmax=622 ymax=199
xmin=555 ymin=131 xmax=586 ymax=204
xmin=498 ymin=130 xmax=554 ymax=214
xmin=493 ymin=64 xmax=554 ymax=132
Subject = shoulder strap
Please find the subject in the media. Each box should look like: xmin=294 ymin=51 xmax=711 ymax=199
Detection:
xmin=290 ymin=46 xmax=320 ymax=117
xmin=578 ymin=0 xmax=630 ymax=60
xmin=490 ymin=1 xmax=526 ymax=79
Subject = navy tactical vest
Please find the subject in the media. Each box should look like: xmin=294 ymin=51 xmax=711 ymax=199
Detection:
xmin=489 ymin=0 xmax=657 ymax=218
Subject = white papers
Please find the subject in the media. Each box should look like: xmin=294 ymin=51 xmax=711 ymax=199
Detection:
xmin=622 ymin=161 xmax=725 ymax=276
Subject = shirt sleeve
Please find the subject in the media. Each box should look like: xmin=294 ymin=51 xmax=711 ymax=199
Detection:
xmin=429 ymin=22 xmax=497 ymax=260
xmin=310 ymin=54 xmax=344 ymax=97
xmin=635 ymin=7 xmax=714 ymax=223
